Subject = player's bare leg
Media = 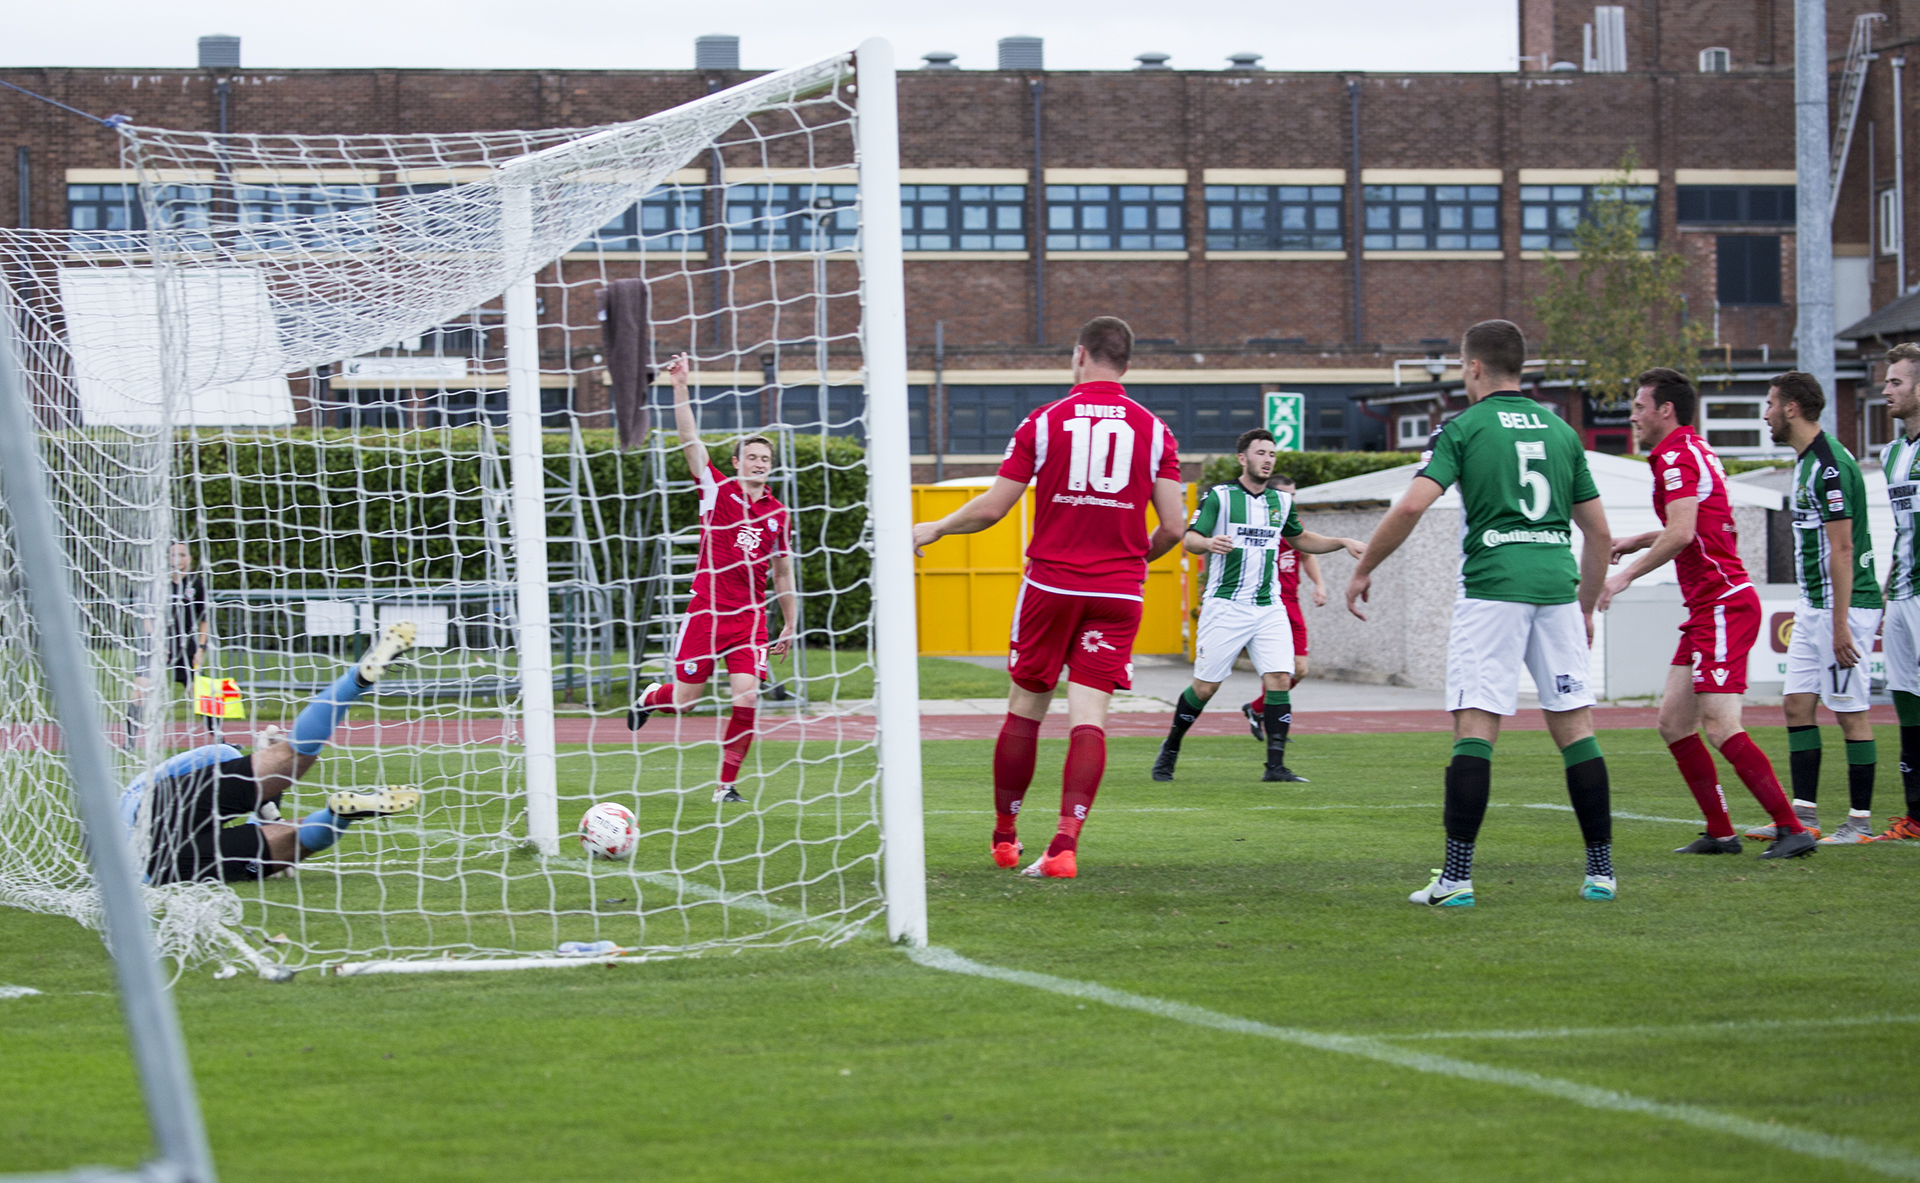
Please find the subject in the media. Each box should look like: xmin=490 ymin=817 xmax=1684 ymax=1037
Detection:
xmin=628 ymin=676 xmax=703 ymax=730
xmin=991 ymin=683 xmax=1052 ymax=867
xmin=1024 ymin=682 xmax=1112 ymax=879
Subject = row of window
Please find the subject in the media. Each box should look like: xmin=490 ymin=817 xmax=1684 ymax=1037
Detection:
xmin=66 ymin=182 xmax=1798 ymax=256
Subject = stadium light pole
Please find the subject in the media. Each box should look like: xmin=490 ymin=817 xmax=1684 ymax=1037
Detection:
xmin=1797 ymin=0 xmax=1837 ymax=431
xmin=856 ymin=37 xmax=929 ymax=947
xmin=0 ymin=317 xmax=218 ymax=1179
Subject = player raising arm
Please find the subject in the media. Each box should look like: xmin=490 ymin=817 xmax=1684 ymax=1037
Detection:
xmin=912 ymin=317 xmax=1185 ymax=879
xmin=627 ymin=353 xmax=799 ymax=805
xmin=1750 ymin=372 xmax=1884 ymax=845
xmin=1346 ymin=319 xmax=1617 ymax=907
xmin=1599 ymin=368 xmax=1814 ymax=858
xmin=1152 ymin=434 xmax=1363 ymax=784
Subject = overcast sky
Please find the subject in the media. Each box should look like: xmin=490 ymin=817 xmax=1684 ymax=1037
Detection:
xmin=5 ymin=1 xmax=1521 ymax=75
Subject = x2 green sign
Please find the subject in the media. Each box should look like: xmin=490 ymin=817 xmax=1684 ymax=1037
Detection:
xmin=1264 ymin=391 xmax=1306 ymax=451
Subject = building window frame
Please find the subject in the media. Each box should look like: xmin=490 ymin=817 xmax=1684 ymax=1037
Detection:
xmin=1204 ymin=184 xmax=1344 ymax=251
xmin=1715 ymin=234 xmax=1783 ymax=306
xmin=1880 ymin=187 xmax=1902 ymax=256
xmin=902 ymin=183 xmax=1026 ymax=251
xmin=724 ymin=182 xmax=859 ymax=253
xmin=1396 ymin=413 xmax=1431 ymax=447
xmin=1699 ymin=47 xmax=1731 ymax=73
xmin=1700 ymin=396 xmax=1774 ymax=455
xmin=1520 ymin=183 xmax=1656 ymax=251
xmin=1362 ymin=184 xmax=1500 ymax=252
xmin=1045 ymin=184 xmax=1186 ymax=252
xmin=1676 ymin=185 xmax=1796 ymax=226
xmin=578 ymin=184 xmax=706 ymax=252
xmin=66 ymin=182 xmax=214 ymax=251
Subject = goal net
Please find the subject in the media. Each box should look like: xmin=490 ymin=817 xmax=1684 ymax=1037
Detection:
xmin=0 ymin=42 xmax=925 ymax=976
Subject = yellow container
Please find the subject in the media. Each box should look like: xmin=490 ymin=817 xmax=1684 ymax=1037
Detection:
xmin=911 ymin=484 xmax=1192 ymax=657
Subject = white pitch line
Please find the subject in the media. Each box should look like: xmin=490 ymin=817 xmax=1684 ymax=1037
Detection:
xmin=908 ymin=946 xmax=1920 ymax=1181
xmin=1519 ymin=803 xmax=1702 ymax=826
xmin=0 ymin=985 xmax=42 ymax=1000
xmin=1381 ymin=1013 xmax=1920 ymax=1042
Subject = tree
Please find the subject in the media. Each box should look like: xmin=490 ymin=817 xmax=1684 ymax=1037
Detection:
xmin=1532 ymin=152 xmax=1711 ymax=417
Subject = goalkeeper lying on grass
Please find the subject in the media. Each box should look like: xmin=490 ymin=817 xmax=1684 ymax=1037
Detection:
xmin=119 ymin=622 xmax=421 ymax=886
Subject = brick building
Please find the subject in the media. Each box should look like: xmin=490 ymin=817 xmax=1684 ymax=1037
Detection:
xmin=4 ymin=5 xmax=1914 ymax=475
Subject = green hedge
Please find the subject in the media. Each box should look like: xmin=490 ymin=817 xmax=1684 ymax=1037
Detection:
xmin=175 ymin=428 xmax=872 ymax=647
xmin=1199 ymin=450 xmax=1418 ymax=490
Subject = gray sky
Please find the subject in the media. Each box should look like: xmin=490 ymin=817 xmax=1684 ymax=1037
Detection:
xmin=6 ymin=1 xmax=1521 ymax=74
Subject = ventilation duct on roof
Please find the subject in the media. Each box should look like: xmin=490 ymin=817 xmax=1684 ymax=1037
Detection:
xmin=998 ymin=37 xmax=1043 ymax=70
xmin=695 ymin=35 xmax=740 ymax=71
xmin=197 ymin=35 xmax=240 ymax=70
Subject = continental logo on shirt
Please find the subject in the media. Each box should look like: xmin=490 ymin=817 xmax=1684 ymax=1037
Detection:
xmin=1481 ymin=528 xmax=1571 ymax=547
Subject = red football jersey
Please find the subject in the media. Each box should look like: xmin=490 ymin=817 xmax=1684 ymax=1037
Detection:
xmin=997 ymin=381 xmax=1182 ymax=600
xmin=1277 ymin=539 xmax=1302 ymax=605
xmin=1649 ymin=426 xmax=1751 ymax=607
xmin=690 ymin=462 xmax=789 ymax=616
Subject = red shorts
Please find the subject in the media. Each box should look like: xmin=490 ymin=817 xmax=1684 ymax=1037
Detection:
xmin=1284 ymin=598 xmax=1308 ymax=657
xmin=1672 ymin=587 xmax=1760 ymax=694
xmin=672 ymin=608 xmax=768 ymax=684
xmin=1008 ymin=583 xmax=1141 ymax=694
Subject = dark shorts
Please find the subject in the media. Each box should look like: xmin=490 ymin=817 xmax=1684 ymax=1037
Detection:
xmin=167 ymin=639 xmax=200 ymax=687
xmin=145 ymin=755 xmax=273 ymax=885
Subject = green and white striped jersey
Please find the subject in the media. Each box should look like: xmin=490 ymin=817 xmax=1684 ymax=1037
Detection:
xmin=1883 ymin=432 xmax=1920 ymax=601
xmin=1791 ymin=432 xmax=1883 ymax=609
xmin=1189 ymin=481 xmax=1305 ymax=606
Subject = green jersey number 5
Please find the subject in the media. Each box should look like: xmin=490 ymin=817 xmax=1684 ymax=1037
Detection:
xmin=1515 ymin=440 xmax=1549 ymax=521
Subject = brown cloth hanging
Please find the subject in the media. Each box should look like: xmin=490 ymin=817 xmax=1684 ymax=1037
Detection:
xmin=598 ymin=278 xmax=654 ymax=450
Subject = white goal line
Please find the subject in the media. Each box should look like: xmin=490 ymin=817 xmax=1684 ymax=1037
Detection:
xmin=909 ymin=945 xmax=1920 ymax=1181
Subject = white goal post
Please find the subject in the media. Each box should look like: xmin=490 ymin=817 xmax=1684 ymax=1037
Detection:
xmin=0 ymin=38 xmax=925 ymax=974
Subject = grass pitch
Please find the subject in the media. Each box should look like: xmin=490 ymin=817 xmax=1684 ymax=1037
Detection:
xmin=5 ymin=726 xmax=1919 ymax=1181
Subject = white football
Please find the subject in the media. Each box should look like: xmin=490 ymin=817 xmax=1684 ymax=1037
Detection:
xmin=578 ymin=802 xmax=638 ymax=859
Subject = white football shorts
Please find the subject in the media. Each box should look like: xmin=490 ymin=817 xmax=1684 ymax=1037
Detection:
xmin=1445 ymin=597 xmax=1595 ymax=716
xmin=1885 ymin=598 xmax=1920 ymax=696
xmin=1785 ymin=603 xmax=1884 ymax=711
xmin=1192 ymin=598 xmax=1295 ymax=684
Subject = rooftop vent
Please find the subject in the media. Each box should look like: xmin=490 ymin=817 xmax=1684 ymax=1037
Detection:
xmin=1135 ymin=52 xmax=1171 ymax=70
xmin=1226 ymin=52 xmax=1264 ymax=71
xmin=922 ymin=51 xmax=959 ymax=70
xmin=998 ymin=36 xmax=1044 ymax=70
xmin=197 ymin=34 xmax=240 ymax=70
xmin=695 ymin=34 xmax=740 ymax=71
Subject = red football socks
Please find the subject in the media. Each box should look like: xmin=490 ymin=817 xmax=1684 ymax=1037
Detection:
xmin=641 ymin=681 xmax=683 ymax=715
xmin=993 ymin=713 xmax=1042 ymax=835
xmin=1048 ymin=724 xmax=1106 ymax=857
xmin=719 ymin=706 xmax=756 ymax=784
xmin=1718 ymin=730 xmax=1803 ymax=832
xmin=1668 ymin=734 xmax=1734 ymax=837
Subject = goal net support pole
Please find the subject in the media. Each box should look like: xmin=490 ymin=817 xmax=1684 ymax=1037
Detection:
xmin=0 ymin=320 xmax=218 ymax=1180
xmin=506 ymin=267 xmax=561 ymax=856
xmin=856 ymin=38 xmax=928 ymax=948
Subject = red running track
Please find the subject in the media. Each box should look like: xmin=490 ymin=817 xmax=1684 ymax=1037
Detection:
xmin=19 ymin=705 xmax=1902 ymax=749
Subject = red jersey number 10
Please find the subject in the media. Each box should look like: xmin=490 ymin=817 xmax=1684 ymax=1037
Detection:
xmin=1061 ymin=417 xmax=1137 ymax=493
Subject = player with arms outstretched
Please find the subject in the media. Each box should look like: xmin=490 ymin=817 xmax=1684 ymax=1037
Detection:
xmin=1346 ymin=319 xmax=1617 ymax=906
xmin=1876 ymin=342 xmax=1920 ymax=842
xmin=122 ymin=623 xmax=420 ymax=886
xmin=1749 ymin=372 xmax=1885 ymax=845
xmin=627 ymin=353 xmax=799 ymax=804
xmin=1600 ymin=368 xmax=1814 ymax=858
xmin=1153 ymin=434 xmax=1362 ymax=783
xmin=912 ymin=316 xmax=1185 ymax=879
